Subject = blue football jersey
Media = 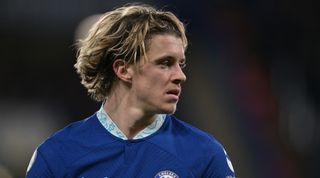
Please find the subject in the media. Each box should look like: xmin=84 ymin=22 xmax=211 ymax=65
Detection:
xmin=26 ymin=114 xmax=235 ymax=178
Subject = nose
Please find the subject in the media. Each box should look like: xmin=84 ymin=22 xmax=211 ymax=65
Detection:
xmin=172 ymin=64 xmax=187 ymax=84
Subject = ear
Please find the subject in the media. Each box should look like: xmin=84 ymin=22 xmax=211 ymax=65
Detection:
xmin=113 ymin=59 xmax=133 ymax=82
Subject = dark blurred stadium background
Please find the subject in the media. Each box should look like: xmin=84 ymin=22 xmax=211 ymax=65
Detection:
xmin=0 ymin=0 xmax=319 ymax=177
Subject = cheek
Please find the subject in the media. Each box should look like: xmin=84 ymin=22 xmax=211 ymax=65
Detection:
xmin=134 ymin=67 xmax=170 ymax=91
xmin=142 ymin=76 xmax=163 ymax=91
xmin=149 ymin=74 xmax=169 ymax=89
xmin=141 ymin=70 xmax=167 ymax=84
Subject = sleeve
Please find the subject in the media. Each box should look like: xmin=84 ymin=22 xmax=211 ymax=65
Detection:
xmin=204 ymin=140 xmax=236 ymax=178
xmin=26 ymin=149 xmax=54 ymax=178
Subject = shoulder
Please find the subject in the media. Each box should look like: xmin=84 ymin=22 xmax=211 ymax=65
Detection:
xmin=151 ymin=114 xmax=225 ymax=159
xmin=167 ymin=115 xmax=221 ymax=146
xmin=169 ymin=114 xmax=234 ymax=152
xmin=160 ymin=115 xmax=236 ymax=177
xmin=38 ymin=116 xmax=92 ymax=154
xmin=29 ymin=114 xmax=109 ymax=175
xmin=39 ymin=114 xmax=94 ymax=150
xmin=37 ymin=113 xmax=112 ymax=156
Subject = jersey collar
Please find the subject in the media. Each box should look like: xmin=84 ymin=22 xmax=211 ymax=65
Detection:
xmin=96 ymin=105 xmax=166 ymax=140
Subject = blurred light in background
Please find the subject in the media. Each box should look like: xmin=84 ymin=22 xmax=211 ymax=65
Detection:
xmin=0 ymin=100 xmax=64 ymax=177
xmin=74 ymin=14 xmax=102 ymax=42
xmin=0 ymin=164 xmax=13 ymax=178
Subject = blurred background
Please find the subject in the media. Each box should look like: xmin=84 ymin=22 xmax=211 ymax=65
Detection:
xmin=1 ymin=0 xmax=319 ymax=177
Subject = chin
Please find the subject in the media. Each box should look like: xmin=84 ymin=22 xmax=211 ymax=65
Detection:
xmin=160 ymin=105 xmax=177 ymax=114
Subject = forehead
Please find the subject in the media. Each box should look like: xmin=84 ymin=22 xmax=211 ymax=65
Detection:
xmin=144 ymin=34 xmax=185 ymax=61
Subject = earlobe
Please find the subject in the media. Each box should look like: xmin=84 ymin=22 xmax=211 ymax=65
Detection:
xmin=113 ymin=59 xmax=133 ymax=82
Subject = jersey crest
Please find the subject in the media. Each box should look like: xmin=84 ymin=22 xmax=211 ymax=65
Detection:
xmin=155 ymin=170 xmax=179 ymax=178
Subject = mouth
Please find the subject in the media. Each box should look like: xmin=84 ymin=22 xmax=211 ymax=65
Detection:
xmin=166 ymin=89 xmax=181 ymax=100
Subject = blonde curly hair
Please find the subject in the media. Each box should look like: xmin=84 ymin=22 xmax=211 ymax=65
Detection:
xmin=75 ymin=3 xmax=188 ymax=101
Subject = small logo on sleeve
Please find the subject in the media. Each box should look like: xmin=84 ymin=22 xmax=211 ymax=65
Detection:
xmin=155 ymin=170 xmax=179 ymax=178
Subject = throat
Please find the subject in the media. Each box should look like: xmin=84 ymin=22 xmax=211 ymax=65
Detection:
xmin=126 ymin=116 xmax=156 ymax=138
xmin=107 ymin=109 xmax=158 ymax=139
xmin=103 ymin=92 xmax=161 ymax=139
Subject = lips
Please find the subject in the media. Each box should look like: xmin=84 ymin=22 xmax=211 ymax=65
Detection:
xmin=166 ymin=88 xmax=181 ymax=98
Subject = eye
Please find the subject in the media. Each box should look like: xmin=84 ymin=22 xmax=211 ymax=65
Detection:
xmin=155 ymin=57 xmax=185 ymax=69
xmin=158 ymin=59 xmax=173 ymax=68
xmin=161 ymin=60 xmax=170 ymax=66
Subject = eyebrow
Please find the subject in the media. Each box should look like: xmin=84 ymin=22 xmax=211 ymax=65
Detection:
xmin=153 ymin=55 xmax=186 ymax=63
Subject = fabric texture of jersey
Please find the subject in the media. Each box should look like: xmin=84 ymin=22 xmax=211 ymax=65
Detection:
xmin=26 ymin=114 xmax=236 ymax=178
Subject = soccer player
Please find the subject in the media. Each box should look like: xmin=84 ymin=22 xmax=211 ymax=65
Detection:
xmin=26 ymin=3 xmax=235 ymax=178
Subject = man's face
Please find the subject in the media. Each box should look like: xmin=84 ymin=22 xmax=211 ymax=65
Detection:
xmin=129 ymin=34 xmax=186 ymax=114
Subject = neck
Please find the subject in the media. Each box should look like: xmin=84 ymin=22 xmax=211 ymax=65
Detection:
xmin=104 ymin=86 xmax=157 ymax=139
